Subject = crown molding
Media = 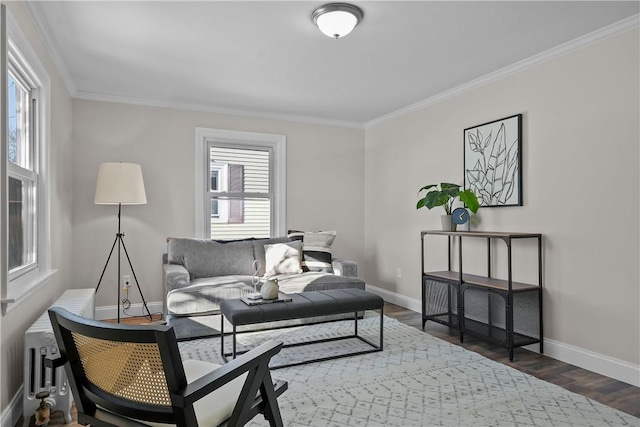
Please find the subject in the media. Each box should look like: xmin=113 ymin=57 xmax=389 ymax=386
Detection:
xmin=74 ymin=90 xmax=364 ymax=129
xmin=21 ymin=2 xmax=638 ymax=131
xmin=365 ymin=14 xmax=640 ymax=129
xmin=24 ymin=0 xmax=361 ymax=129
xmin=23 ymin=1 xmax=77 ymax=96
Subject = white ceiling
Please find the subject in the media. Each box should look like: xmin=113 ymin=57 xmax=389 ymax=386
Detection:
xmin=27 ymin=1 xmax=639 ymax=126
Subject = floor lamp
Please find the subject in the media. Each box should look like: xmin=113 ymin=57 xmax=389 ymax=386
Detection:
xmin=94 ymin=162 xmax=152 ymax=323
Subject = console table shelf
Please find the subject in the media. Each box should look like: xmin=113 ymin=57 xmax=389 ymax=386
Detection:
xmin=424 ymin=270 xmax=539 ymax=292
xmin=421 ymin=230 xmax=543 ymax=361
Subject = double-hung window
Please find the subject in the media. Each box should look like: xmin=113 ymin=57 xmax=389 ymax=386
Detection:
xmin=8 ymin=62 xmax=38 ymax=279
xmin=1 ymin=6 xmax=53 ymax=312
xmin=195 ymin=128 xmax=286 ymax=240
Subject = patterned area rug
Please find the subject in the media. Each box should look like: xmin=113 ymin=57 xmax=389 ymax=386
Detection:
xmin=179 ymin=316 xmax=638 ymax=426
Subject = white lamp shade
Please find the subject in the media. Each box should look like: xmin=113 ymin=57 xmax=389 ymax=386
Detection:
xmin=316 ymin=10 xmax=359 ymax=38
xmin=94 ymin=162 xmax=147 ymax=205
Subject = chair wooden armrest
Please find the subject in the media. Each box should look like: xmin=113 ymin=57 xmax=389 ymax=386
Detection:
xmin=176 ymin=340 xmax=288 ymax=426
xmin=176 ymin=340 xmax=284 ymax=405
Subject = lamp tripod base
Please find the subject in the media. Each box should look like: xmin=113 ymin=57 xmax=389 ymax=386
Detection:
xmin=95 ymin=231 xmax=153 ymax=323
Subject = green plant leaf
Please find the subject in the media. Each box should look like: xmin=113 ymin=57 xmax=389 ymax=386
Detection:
xmin=417 ymin=182 xmax=480 ymax=215
xmin=418 ymin=184 xmax=437 ymax=194
xmin=440 ymin=182 xmax=459 ymax=191
xmin=459 ymin=189 xmax=480 ymax=213
xmin=440 ymin=183 xmax=460 ymax=198
xmin=424 ymin=191 xmax=449 ymax=210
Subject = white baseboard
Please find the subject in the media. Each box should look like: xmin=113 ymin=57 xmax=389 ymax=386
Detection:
xmin=1 ymin=386 xmax=23 ymax=427
xmin=94 ymin=301 xmax=164 ymax=321
xmin=533 ymin=339 xmax=640 ymax=387
xmin=365 ymin=284 xmax=640 ymax=387
xmin=366 ymin=284 xmax=422 ymax=313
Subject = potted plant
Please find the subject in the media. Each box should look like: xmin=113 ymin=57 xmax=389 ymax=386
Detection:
xmin=416 ymin=182 xmax=480 ymax=231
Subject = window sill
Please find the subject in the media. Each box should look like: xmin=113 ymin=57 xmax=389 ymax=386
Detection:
xmin=2 ymin=269 xmax=57 ymax=315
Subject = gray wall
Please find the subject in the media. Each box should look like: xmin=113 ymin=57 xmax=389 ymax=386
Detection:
xmin=363 ymin=29 xmax=639 ymax=366
xmin=71 ymin=100 xmax=366 ymax=312
xmin=1 ymin=1 xmax=74 ymax=412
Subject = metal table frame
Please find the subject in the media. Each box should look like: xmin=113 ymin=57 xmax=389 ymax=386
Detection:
xmin=221 ymin=308 xmax=384 ymax=369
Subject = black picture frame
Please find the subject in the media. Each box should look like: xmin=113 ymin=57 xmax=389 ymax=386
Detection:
xmin=464 ymin=114 xmax=522 ymax=207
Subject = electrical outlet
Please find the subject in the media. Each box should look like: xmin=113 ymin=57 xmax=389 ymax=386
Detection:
xmin=396 ymin=268 xmax=402 ymax=279
xmin=123 ymin=275 xmax=131 ymax=289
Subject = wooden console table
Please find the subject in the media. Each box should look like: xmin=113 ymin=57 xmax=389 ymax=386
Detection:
xmin=421 ymin=230 xmax=543 ymax=361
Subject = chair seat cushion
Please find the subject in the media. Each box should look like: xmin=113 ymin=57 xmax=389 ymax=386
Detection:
xmin=131 ymin=360 xmax=247 ymax=427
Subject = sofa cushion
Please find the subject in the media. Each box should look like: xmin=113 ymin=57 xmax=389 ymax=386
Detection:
xmin=167 ymin=238 xmax=255 ymax=279
xmin=252 ymin=236 xmax=293 ymax=276
xmin=167 ymin=275 xmax=256 ymax=316
xmin=288 ymin=230 xmax=336 ymax=273
xmin=270 ymin=271 xmax=365 ymax=294
xmin=264 ymin=241 xmax=303 ymax=277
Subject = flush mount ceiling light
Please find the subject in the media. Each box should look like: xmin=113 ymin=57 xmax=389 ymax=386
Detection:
xmin=312 ymin=3 xmax=364 ymax=39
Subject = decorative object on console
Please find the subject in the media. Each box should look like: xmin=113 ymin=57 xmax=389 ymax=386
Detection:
xmin=452 ymin=207 xmax=469 ymax=225
xmin=288 ymin=230 xmax=336 ymax=272
xmin=464 ymin=114 xmax=523 ymax=207
xmin=312 ymin=3 xmax=364 ymax=39
xmin=94 ymin=162 xmax=151 ymax=323
xmin=264 ymin=241 xmax=303 ymax=276
xmin=451 ymin=207 xmax=470 ymax=231
xmin=416 ymin=183 xmax=479 ymax=231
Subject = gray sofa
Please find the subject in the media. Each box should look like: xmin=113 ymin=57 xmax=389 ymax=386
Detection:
xmin=162 ymin=237 xmax=365 ymax=339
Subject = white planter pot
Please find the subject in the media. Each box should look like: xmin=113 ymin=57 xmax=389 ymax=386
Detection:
xmin=441 ymin=215 xmax=457 ymax=231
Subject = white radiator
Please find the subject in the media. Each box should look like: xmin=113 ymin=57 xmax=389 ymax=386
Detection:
xmin=23 ymin=288 xmax=95 ymax=424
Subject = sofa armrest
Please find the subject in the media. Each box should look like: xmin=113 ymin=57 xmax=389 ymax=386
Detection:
xmin=332 ymin=259 xmax=358 ymax=278
xmin=163 ymin=263 xmax=191 ymax=318
xmin=163 ymin=264 xmax=190 ymax=292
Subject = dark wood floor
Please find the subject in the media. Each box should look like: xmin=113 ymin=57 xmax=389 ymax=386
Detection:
xmin=27 ymin=302 xmax=639 ymax=426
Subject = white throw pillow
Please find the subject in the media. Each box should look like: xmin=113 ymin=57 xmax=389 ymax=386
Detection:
xmin=264 ymin=241 xmax=303 ymax=277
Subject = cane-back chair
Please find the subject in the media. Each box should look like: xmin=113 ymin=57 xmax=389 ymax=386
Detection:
xmin=47 ymin=307 xmax=287 ymax=427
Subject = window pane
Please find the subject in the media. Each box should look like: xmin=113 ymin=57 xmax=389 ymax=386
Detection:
xmin=8 ymin=175 xmax=35 ymax=271
xmin=209 ymin=147 xmax=269 ymax=194
xmin=210 ymin=170 xmax=219 ymax=191
xmin=7 ymin=74 xmax=18 ymax=164
xmin=211 ymin=199 xmax=219 ymax=218
xmin=7 ymin=72 xmax=30 ymax=169
xmin=8 ymin=177 xmax=24 ymax=269
xmin=210 ymin=197 xmax=270 ymax=239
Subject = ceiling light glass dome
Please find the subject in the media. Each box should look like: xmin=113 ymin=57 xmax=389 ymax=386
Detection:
xmin=312 ymin=3 xmax=364 ymax=39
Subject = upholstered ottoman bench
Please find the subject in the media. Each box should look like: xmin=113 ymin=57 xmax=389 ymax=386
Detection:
xmin=219 ymin=288 xmax=384 ymax=369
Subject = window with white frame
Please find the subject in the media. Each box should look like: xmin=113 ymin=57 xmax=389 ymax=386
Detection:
xmin=195 ymin=128 xmax=286 ymax=240
xmin=8 ymin=64 xmax=38 ymax=278
xmin=1 ymin=7 xmax=54 ymax=312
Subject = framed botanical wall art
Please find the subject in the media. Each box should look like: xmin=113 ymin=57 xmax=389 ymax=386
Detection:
xmin=464 ymin=114 xmax=522 ymax=207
